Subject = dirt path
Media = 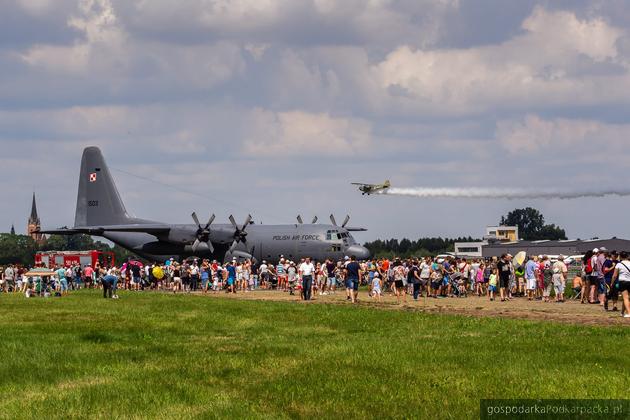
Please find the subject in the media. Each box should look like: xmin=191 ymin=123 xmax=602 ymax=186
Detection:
xmin=198 ymin=289 xmax=630 ymax=326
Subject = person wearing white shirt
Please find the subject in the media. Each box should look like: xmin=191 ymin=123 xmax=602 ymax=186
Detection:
xmin=612 ymin=251 xmax=630 ymax=318
xmin=299 ymin=257 xmax=316 ymax=301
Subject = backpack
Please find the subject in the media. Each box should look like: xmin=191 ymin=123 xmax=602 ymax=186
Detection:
xmin=585 ymin=258 xmax=593 ymax=275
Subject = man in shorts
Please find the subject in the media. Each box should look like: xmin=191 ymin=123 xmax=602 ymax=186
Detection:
xmin=344 ymin=255 xmax=361 ymax=303
xmin=525 ymin=255 xmax=538 ymax=301
xmin=612 ymin=251 xmax=630 ymax=318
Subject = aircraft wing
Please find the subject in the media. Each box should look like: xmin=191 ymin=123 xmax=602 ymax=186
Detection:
xmin=39 ymin=224 xmax=171 ymax=235
xmin=351 ymin=182 xmax=376 ymax=187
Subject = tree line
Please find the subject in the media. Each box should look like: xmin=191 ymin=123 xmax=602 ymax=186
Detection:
xmin=0 ymin=233 xmax=134 ymax=266
xmin=363 ymin=208 xmax=567 ymax=258
xmin=363 ymin=237 xmax=478 ymax=259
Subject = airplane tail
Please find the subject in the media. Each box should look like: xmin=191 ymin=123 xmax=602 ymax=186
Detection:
xmin=74 ymin=147 xmax=132 ymax=227
xmin=384 ymin=180 xmax=391 ymax=187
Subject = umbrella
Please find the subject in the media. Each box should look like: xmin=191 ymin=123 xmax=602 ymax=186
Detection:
xmin=513 ymin=251 xmax=527 ymax=268
xmin=121 ymin=260 xmax=143 ymax=271
xmin=24 ymin=268 xmax=55 ymax=277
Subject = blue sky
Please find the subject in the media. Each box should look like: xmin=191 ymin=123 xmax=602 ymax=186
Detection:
xmin=2 ymin=0 xmax=630 ymax=242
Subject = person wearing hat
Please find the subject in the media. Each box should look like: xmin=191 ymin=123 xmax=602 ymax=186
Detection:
xmin=585 ymin=249 xmax=599 ymax=303
xmin=371 ymin=272 xmax=382 ymax=302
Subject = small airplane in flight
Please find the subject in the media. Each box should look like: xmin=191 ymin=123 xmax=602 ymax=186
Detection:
xmin=39 ymin=147 xmax=371 ymax=263
xmin=351 ymin=180 xmax=391 ymax=195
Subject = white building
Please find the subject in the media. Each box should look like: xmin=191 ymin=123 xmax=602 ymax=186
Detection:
xmin=454 ymin=226 xmax=520 ymax=258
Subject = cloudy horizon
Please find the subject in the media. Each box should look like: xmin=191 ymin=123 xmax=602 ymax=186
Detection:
xmin=2 ymin=0 xmax=630 ymax=243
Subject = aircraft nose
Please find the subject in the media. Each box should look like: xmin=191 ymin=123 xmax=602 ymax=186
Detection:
xmin=345 ymin=245 xmax=371 ymax=260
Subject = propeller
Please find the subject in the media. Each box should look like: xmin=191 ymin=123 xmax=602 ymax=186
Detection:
xmin=191 ymin=212 xmax=215 ymax=253
xmin=229 ymin=214 xmax=252 ymax=253
xmin=297 ymin=215 xmax=318 ymax=224
xmin=330 ymin=214 xmax=350 ymax=228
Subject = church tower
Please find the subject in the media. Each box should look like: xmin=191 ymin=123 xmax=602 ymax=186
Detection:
xmin=27 ymin=193 xmax=44 ymax=243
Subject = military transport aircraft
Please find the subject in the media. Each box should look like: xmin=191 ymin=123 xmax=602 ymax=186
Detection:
xmin=39 ymin=147 xmax=370 ymax=263
xmin=352 ymin=180 xmax=391 ymax=195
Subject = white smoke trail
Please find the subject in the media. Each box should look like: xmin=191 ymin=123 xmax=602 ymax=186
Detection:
xmin=379 ymin=187 xmax=630 ymax=200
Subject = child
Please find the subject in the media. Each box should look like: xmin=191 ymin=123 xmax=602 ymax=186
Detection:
xmin=371 ymin=272 xmax=382 ymax=302
xmin=475 ymin=263 xmax=485 ymax=297
xmin=488 ymin=269 xmax=498 ymax=301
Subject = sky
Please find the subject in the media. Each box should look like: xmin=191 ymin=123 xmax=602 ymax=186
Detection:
xmin=2 ymin=0 xmax=630 ymax=243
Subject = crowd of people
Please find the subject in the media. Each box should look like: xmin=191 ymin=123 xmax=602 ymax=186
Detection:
xmin=2 ymin=248 xmax=629 ymax=317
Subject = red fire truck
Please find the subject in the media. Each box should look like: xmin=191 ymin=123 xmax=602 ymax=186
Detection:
xmin=35 ymin=250 xmax=115 ymax=268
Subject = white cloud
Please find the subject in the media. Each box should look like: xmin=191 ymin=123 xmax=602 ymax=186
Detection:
xmin=243 ymin=109 xmax=373 ymax=156
xmin=370 ymin=6 xmax=628 ymax=115
xmin=16 ymin=0 xmax=57 ymax=16
xmin=19 ymin=0 xmax=245 ymax=90
xmin=496 ymin=114 xmax=630 ymax=159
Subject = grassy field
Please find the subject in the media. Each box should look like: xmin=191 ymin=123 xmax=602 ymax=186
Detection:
xmin=0 ymin=290 xmax=629 ymax=419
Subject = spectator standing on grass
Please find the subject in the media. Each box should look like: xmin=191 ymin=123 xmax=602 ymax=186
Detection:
xmin=611 ymin=251 xmax=630 ymax=318
xmin=488 ymin=268 xmax=498 ymax=301
xmin=596 ymin=248 xmax=607 ymax=307
xmin=475 ymin=262 xmax=485 ymax=296
xmin=553 ymin=256 xmax=568 ymax=303
xmin=542 ymin=257 xmax=554 ymax=303
xmin=258 ymin=260 xmax=269 ymax=289
xmin=408 ymin=260 xmax=422 ymax=301
xmin=589 ymin=249 xmax=600 ymax=304
xmin=299 ymin=257 xmax=315 ymax=301
xmin=497 ymin=255 xmax=511 ymax=302
xmin=604 ymin=252 xmax=619 ymax=312
xmin=172 ymin=263 xmax=182 ymax=293
xmin=552 ymin=268 xmax=565 ymax=303
xmin=325 ymin=259 xmax=336 ymax=294
xmin=3 ymin=264 xmax=15 ymax=293
xmin=226 ymin=261 xmax=237 ymax=294
xmin=56 ymin=265 xmax=68 ymax=296
xmin=345 ymin=255 xmax=361 ymax=304
xmin=190 ymin=260 xmax=200 ymax=292
xmin=372 ymin=272 xmax=382 ymax=302
xmin=525 ymin=255 xmax=538 ymax=301
xmin=393 ymin=260 xmax=407 ymax=304
xmin=287 ymin=261 xmax=297 ymax=295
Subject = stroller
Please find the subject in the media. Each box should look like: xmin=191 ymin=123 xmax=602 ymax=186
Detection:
xmin=450 ymin=273 xmax=468 ymax=298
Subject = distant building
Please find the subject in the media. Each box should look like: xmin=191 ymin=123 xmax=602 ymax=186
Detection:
xmin=454 ymin=225 xmax=520 ymax=258
xmin=27 ymin=193 xmax=45 ymax=244
xmin=454 ymin=242 xmax=484 ymax=258
xmin=482 ymin=238 xmax=630 ymax=259
xmin=485 ymin=225 xmax=519 ymax=242
xmin=10 ymin=224 xmax=15 ymax=235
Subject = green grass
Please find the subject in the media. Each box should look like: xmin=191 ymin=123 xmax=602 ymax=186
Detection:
xmin=0 ymin=291 xmax=628 ymax=419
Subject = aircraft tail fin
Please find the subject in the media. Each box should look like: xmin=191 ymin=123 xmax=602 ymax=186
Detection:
xmin=384 ymin=180 xmax=391 ymax=187
xmin=74 ymin=147 xmax=132 ymax=227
